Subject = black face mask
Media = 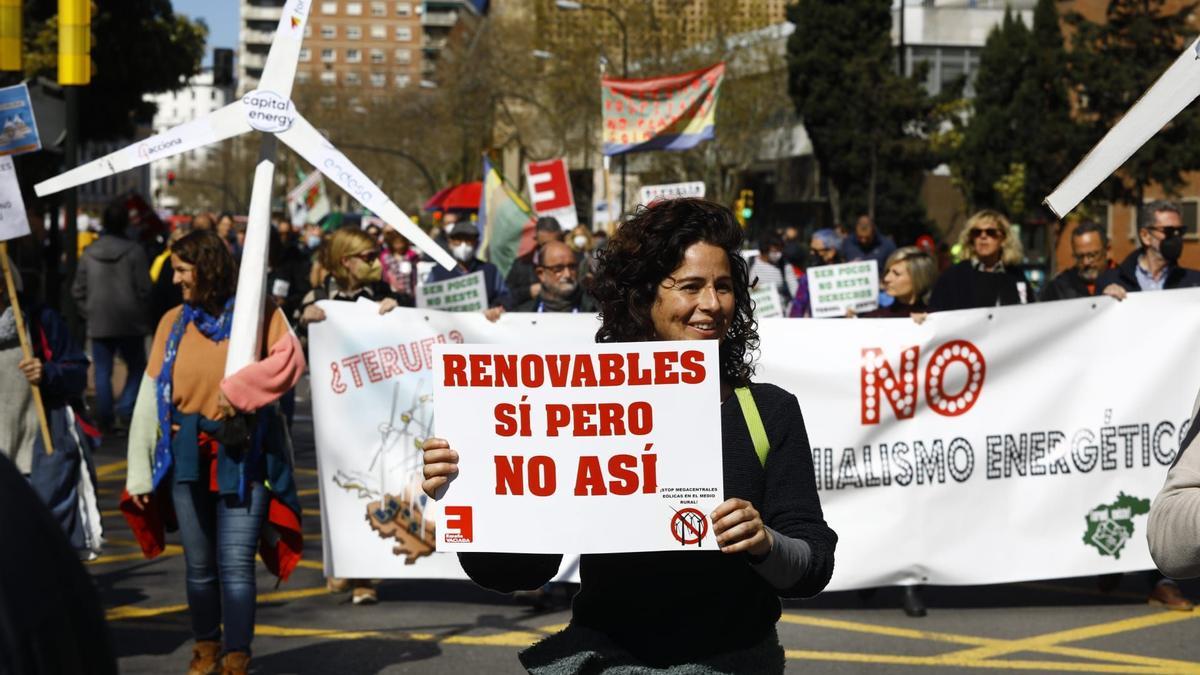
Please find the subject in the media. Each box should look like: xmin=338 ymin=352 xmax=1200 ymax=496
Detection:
xmin=807 ymin=251 xmax=827 ymax=268
xmin=1160 ymin=234 xmax=1184 ymax=265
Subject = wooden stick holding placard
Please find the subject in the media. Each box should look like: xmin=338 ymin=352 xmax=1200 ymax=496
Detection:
xmin=0 ymin=242 xmax=53 ymax=455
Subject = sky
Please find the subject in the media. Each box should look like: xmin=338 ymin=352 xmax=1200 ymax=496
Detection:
xmin=172 ymin=0 xmax=240 ymax=64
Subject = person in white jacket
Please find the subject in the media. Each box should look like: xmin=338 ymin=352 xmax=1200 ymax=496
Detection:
xmin=1147 ymin=389 xmax=1200 ymax=579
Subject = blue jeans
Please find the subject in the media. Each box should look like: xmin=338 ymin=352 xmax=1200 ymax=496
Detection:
xmin=171 ymin=476 xmax=268 ymax=654
xmin=91 ymin=336 xmax=146 ymax=426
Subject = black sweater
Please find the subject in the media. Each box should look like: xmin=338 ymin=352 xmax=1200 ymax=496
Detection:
xmin=929 ymin=260 xmax=1032 ymax=311
xmin=458 ymin=383 xmax=837 ymax=666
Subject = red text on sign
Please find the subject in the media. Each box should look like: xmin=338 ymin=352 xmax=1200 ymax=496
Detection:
xmin=860 ymin=340 xmax=987 ymax=425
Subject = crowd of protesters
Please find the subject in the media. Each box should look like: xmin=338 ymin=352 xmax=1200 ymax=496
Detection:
xmin=3 ymin=193 xmax=1200 ymax=673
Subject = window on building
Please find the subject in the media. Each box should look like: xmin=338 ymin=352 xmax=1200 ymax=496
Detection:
xmin=346 ymin=25 xmax=362 ymax=40
xmin=394 ymin=74 xmax=411 ymax=88
xmin=305 ymin=24 xmax=313 ymax=37
xmin=321 ymin=71 xmax=337 ymax=85
xmin=371 ymin=1 xmax=386 ymax=16
xmin=395 ymin=26 xmax=412 ymax=41
xmin=299 ymin=47 xmax=311 ymax=62
xmin=396 ymin=2 xmax=412 ymax=16
xmin=394 ymin=48 xmax=411 ymax=63
xmin=346 ymin=2 xmax=363 ymax=15
xmin=321 ymin=2 xmax=337 ymax=14
xmin=321 ymin=94 xmax=337 ymax=108
xmin=346 ymin=71 xmax=362 ymax=86
xmin=296 ymin=70 xmax=312 ymax=84
xmin=347 ymin=48 xmax=362 ymax=63
xmin=371 ymin=72 xmax=386 ymax=87
xmin=370 ymin=24 xmax=386 ymax=39
xmin=321 ymin=25 xmax=337 ymax=39
xmin=370 ymin=48 xmax=385 ymax=64
xmin=321 ymin=48 xmax=336 ymax=62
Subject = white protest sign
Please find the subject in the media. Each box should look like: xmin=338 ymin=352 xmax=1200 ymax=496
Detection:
xmin=431 ymin=341 xmax=723 ymax=554
xmin=1046 ymin=37 xmax=1200 ymax=217
xmin=638 ymin=181 xmax=705 ymax=205
xmin=809 ymin=260 xmax=879 ymax=318
xmin=0 ymin=156 xmax=29 ymax=241
xmin=416 ymin=271 xmax=488 ymax=312
xmin=526 ymin=158 xmax=578 ymax=230
xmin=751 ymin=284 xmax=782 ymax=319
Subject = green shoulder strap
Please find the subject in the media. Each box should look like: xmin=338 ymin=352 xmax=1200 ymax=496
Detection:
xmin=734 ymin=386 xmax=770 ymax=467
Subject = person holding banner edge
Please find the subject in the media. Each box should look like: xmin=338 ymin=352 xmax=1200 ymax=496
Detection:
xmin=422 ymin=198 xmax=836 ymax=672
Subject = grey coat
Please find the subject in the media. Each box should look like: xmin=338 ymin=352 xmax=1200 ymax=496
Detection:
xmin=1147 ymin=389 xmax=1200 ymax=578
xmin=72 ymin=234 xmax=151 ymax=338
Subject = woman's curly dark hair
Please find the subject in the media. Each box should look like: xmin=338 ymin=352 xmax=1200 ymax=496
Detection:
xmin=589 ymin=198 xmax=758 ymax=385
xmin=171 ymin=229 xmax=237 ymax=316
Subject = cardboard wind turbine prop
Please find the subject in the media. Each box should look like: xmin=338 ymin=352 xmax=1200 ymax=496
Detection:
xmin=35 ymin=0 xmax=455 ymax=377
xmin=1045 ymin=37 xmax=1200 ymax=218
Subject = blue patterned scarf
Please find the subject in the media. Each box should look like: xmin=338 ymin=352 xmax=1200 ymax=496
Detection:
xmin=150 ymin=298 xmax=235 ymax=489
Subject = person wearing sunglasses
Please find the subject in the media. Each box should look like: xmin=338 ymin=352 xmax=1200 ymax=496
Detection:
xmin=514 ymin=240 xmax=596 ymax=314
xmin=929 ymin=210 xmax=1033 ymax=311
xmin=1097 ymin=201 xmax=1200 ymax=300
xmin=1040 ymin=221 xmax=1113 ymax=301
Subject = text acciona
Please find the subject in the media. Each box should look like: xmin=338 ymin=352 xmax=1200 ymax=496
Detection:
xmin=440 ymin=350 xmax=705 ymax=388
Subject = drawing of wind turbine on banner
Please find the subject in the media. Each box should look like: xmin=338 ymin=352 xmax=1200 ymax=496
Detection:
xmin=34 ymin=0 xmax=456 ymax=377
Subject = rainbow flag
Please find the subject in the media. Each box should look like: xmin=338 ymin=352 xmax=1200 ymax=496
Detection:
xmin=478 ymin=156 xmax=535 ymax=277
xmin=601 ymin=62 xmax=725 ymax=156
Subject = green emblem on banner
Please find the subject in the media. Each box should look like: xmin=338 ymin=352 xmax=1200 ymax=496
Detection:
xmin=1082 ymin=493 xmax=1150 ymax=558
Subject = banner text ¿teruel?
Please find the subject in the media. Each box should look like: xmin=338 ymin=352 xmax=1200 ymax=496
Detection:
xmin=440 ymin=349 xmax=707 ymax=498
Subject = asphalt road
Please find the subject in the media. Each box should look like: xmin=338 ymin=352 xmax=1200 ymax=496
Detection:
xmin=87 ymin=381 xmax=1200 ymax=674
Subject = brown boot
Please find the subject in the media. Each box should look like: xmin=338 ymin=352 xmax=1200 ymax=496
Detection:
xmin=219 ymin=651 xmax=251 ymax=675
xmin=186 ymin=640 xmax=221 ymax=675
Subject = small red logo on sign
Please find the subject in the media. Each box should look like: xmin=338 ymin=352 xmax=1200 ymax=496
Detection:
xmin=670 ymin=508 xmax=708 ymax=546
xmin=444 ymin=506 xmax=473 ymax=543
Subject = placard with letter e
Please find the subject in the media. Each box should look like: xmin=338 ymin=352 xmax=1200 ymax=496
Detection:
xmin=432 ymin=341 xmax=723 ymax=553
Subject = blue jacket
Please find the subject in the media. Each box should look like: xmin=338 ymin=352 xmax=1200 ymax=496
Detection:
xmin=840 ymin=235 xmax=897 ymax=273
xmin=426 ymin=258 xmax=511 ymax=309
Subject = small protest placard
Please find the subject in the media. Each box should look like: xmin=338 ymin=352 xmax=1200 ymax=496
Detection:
xmin=809 ymin=260 xmax=879 ymax=318
xmin=751 ymin=284 xmax=783 ymax=319
xmin=432 ymin=341 xmax=724 ymax=554
xmin=638 ymin=181 xmax=705 ymax=205
xmin=0 ymin=156 xmax=29 ymax=242
xmin=417 ymin=271 xmax=488 ymax=312
xmin=0 ymin=84 xmax=41 ymax=157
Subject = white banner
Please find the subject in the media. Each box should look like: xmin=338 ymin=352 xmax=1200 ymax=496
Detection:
xmin=810 ymin=260 xmax=879 ymax=318
xmin=417 ymin=271 xmax=488 ymax=312
xmin=309 ymin=291 xmax=1200 ymax=588
xmin=432 ymin=342 xmax=723 ymax=553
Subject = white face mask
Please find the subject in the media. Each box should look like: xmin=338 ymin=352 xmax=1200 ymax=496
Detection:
xmin=451 ymin=242 xmax=475 ymax=262
xmin=767 ymin=251 xmax=782 ymax=263
xmin=573 ymin=235 xmax=589 ymax=249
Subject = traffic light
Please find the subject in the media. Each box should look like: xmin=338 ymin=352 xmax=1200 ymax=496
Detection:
xmin=734 ymin=189 xmax=754 ymax=226
xmin=167 ymin=170 xmax=176 ymax=187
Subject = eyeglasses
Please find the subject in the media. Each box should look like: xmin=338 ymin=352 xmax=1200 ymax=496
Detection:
xmin=1146 ymin=226 xmax=1185 ymax=239
xmin=345 ymin=249 xmax=379 ymax=264
xmin=969 ymin=227 xmax=1002 ymax=240
xmin=1073 ymin=250 xmax=1105 ymax=263
xmin=537 ymin=264 xmax=576 ymax=275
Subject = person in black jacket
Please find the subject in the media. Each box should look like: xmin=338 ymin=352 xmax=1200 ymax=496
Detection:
xmin=422 ymin=199 xmax=836 ymax=672
xmin=505 ymin=216 xmax=566 ymax=311
xmin=930 ymin=209 xmax=1034 ymax=311
xmin=1040 ymin=221 xmax=1112 ymax=302
xmin=1097 ymin=200 xmax=1200 ymax=300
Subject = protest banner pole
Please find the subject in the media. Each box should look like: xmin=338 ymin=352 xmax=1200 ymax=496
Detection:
xmin=0 ymin=242 xmax=53 ymax=455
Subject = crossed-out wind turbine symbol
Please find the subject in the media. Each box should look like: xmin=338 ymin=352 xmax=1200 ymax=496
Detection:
xmin=35 ymin=0 xmax=456 ymax=377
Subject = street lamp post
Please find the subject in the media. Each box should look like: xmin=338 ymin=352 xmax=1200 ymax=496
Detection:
xmin=556 ymin=0 xmax=628 ymax=220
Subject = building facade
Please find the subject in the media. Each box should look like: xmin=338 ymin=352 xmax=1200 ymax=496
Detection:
xmin=143 ymin=69 xmax=235 ymax=210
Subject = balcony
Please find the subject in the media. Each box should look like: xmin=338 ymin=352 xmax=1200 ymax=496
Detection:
xmin=241 ymin=5 xmax=283 ymax=22
xmin=422 ymin=36 xmax=448 ymax=52
xmin=242 ymin=29 xmax=275 ymax=45
xmin=241 ymin=51 xmax=268 ymax=70
xmin=422 ymin=10 xmax=457 ymax=28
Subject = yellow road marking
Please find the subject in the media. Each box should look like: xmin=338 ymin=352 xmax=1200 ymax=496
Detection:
xmin=96 ymin=460 xmax=127 ymax=479
xmin=298 ymin=488 xmax=319 ymax=497
xmin=101 ymin=509 xmax=122 ymax=518
xmin=295 ymin=467 xmax=318 ymax=477
xmin=106 ymin=586 xmax=330 ymax=622
xmin=781 ymin=613 xmax=1200 ymax=671
xmin=256 ymin=625 xmax=385 ymax=640
xmin=945 ymin=610 xmax=1200 ymax=662
xmin=87 ymin=545 xmax=182 ymax=566
xmin=783 ymin=650 xmax=1176 ymax=674
xmin=302 ymin=508 xmax=320 ymax=517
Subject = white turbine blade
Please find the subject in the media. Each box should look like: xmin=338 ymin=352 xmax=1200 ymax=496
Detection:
xmin=257 ymin=0 xmax=313 ymax=99
xmin=35 ymin=101 xmax=252 ymax=197
xmin=277 ymin=114 xmax=457 ymax=270
xmin=225 ymin=157 xmax=275 ymax=377
xmin=1045 ymin=36 xmax=1200 ymax=218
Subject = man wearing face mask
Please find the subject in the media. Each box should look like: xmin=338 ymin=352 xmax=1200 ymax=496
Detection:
xmin=427 ymin=220 xmax=510 ymax=322
xmin=1040 ymin=222 xmax=1112 ymax=302
xmin=1098 ymin=201 xmax=1200 ymax=300
xmin=749 ymin=232 xmax=788 ymax=307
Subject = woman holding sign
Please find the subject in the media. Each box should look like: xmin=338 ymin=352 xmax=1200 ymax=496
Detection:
xmin=122 ymin=230 xmax=305 ymax=675
xmin=422 ymin=198 xmax=837 ymax=672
